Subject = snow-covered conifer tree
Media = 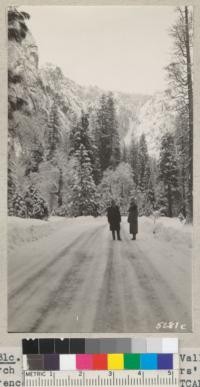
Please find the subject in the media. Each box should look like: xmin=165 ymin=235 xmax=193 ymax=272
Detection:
xmin=159 ymin=132 xmax=179 ymax=217
xmin=69 ymin=113 xmax=99 ymax=216
xmin=46 ymin=102 xmax=61 ymax=163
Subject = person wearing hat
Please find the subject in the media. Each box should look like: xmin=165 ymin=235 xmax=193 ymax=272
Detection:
xmin=107 ymin=199 xmax=121 ymax=240
xmin=128 ymin=198 xmax=138 ymax=240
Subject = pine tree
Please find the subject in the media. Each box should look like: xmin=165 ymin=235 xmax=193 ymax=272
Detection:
xmin=69 ymin=113 xmax=99 ymax=216
xmin=46 ymin=103 xmax=61 ymax=163
xmin=166 ymin=6 xmax=193 ymax=221
xmin=94 ymin=94 xmax=111 ymax=172
xmin=25 ymin=134 xmax=44 ymax=175
xmin=129 ymin=137 xmax=139 ymax=186
xmin=159 ymin=133 xmax=179 ymax=217
xmin=175 ymin=115 xmax=188 ymax=217
xmin=57 ymin=167 xmax=63 ymax=207
xmin=70 ymin=112 xmax=100 ymax=185
xmin=107 ymin=93 xmax=121 ymax=168
xmin=12 ymin=192 xmax=27 ymax=218
xmin=94 ymin=93 xmax=120 ymax=173
xmin=121 ymin=142 xmax=128 ymax=163
xmin=137 ymin=134 xmax=151 ymax=193
xmin=24 ymin=185 xmax=49 ymax=219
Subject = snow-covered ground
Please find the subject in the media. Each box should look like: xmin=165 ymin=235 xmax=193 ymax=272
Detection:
xmin=8 ymin=215 xmax=192 ymax=333
xmin=141 ymin=215 xmax=192 ymax=248
xmin=8 ymin=215 xmax=98 ymax=251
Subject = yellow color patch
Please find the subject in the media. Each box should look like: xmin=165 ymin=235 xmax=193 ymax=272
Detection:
xmin=107 ymin=354 xmax=124 ymax=370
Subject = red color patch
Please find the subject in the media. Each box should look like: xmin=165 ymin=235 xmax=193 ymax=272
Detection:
xmin=92 ymin=354 xmax=108 ymax=370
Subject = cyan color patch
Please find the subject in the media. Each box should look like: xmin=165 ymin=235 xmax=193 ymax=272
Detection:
xmin=140 ymin=354 xmax=158 ymax=370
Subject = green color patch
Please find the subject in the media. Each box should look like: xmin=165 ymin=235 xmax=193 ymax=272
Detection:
xmin=124 ymin=354 xmax=140 ymax=370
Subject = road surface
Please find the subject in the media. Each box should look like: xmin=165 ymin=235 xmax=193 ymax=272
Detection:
xmin=8 ymin=217 xmax=191 ymax=332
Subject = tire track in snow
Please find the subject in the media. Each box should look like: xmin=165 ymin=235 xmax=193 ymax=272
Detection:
xmin=121 ymin=223 xmax=191 ymax=331
xmin=42 ymin=224 xmax=109 ymax=332
xmin=93 ymin=239 xmax=127 ymax=332
xmin=8 ymin=228 xmax=97 ymax=302
xmin=120 ymin=226 xmax=170 ymax=331
xmin=10 ymin=226 xmax=105 ymax=332
xmin=134 ymin=242 xmax=191 ymax=330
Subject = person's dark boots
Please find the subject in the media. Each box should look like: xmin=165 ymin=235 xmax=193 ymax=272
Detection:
xmin=117 ymin=231 xmax=121 ymax=240
xmin=132 ymin=234 xmax=136 ymax=240
xmin=112 ymin=231 xmax=115 ymax=240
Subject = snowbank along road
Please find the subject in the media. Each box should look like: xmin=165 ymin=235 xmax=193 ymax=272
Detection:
xmin=8 ymin=216 xmax=192 ymax=333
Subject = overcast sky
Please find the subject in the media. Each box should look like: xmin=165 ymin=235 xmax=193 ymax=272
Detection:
xmin=21 ymin=6 xmax=177 ymax=95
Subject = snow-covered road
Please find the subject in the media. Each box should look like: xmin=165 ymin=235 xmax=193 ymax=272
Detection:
xmin=8 ymin=216 xmax=192 ymax=332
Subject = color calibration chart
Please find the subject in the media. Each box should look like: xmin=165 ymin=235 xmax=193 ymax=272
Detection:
xmin=22 ymin=338 xmax=179 ymax=386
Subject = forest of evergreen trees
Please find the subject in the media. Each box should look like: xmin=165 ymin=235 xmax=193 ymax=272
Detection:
xmin=8 ymin=7 xmax=193 ymax=222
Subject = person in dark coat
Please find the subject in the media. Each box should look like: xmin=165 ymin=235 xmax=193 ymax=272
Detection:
xmin=128 ymin=198 xmax=138 ymax=240
xmin=107 ymin=200 xmax=121 ymax=240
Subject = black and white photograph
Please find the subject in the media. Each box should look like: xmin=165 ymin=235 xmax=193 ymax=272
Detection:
xmin=7 ymin=5 xmax=193 ymax=333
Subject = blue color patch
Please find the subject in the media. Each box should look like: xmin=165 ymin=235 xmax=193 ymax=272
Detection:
xmin=158 ymin=354 xmax=173 ymax=370
xmin=140 ymin=354 xmax=158 ymax=370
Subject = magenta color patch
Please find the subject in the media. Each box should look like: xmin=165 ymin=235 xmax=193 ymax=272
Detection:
xmin=76 ymin=354 xmax=93 ymax=370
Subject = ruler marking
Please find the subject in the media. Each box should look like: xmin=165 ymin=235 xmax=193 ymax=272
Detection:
xmin=23 ymin=370 xmax=179 ymax=387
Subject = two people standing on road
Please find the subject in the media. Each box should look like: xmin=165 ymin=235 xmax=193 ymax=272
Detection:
xmin=107 ymin=198 xmax=138 ymax=241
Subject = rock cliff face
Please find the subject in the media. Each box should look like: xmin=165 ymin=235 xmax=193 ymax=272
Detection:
xmin=8 ymin=27 xmax=175 ymax=158
xmin=8 ymin=27 xmax=48 ymax=157
xmin=124 ymin=91 xmax=177 ymax=156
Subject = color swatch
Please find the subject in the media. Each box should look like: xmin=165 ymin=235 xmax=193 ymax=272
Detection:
xmin=22 ymin=338 xmax=178 ymax=354
xmin=23 ymin=353 xmax=177 ymax=371
xmin=22 ymin=338 xmax=178 ymax=371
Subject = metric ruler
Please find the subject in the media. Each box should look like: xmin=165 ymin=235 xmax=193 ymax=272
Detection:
xmin=23 ymin=370 xmax=179 ymax=387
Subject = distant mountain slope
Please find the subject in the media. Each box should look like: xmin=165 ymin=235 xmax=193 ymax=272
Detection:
xmin=9 ymin=24 xmax=176 ymax=159
xmin=40 ymin=63 xmax=150 ymax=140
xmin=40 ymin=64 xmax=177 ymax=157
